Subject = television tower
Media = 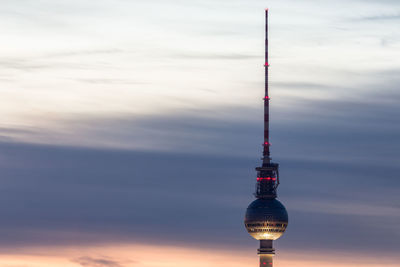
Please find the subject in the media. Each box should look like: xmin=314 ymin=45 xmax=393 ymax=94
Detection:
xmin=244 ymin=9 xmax=288 ymax=267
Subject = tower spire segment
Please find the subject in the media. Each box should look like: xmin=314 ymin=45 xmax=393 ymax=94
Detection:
xmin=263 ymin=8 xmax=271 ymax=164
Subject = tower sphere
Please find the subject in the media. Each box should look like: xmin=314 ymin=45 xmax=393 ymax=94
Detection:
xmin=245 ymin=198 xmax=288 ymax=240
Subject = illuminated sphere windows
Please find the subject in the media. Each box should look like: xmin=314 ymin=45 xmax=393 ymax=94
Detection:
xmin=245 ymin=198 xmax=288 ymax=240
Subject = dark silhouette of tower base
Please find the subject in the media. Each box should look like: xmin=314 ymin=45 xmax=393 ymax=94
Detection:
xmin=244 ymin=9 xmax=289 ymax=267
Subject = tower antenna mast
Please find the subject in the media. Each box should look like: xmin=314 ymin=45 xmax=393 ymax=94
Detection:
xmin=263 ymin=8 xmax=271 ymax=164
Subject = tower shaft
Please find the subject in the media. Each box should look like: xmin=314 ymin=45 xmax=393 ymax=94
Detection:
xmin=259 ymin=240 xmax=274 ymax=267
xmin=260 ymin=254 xmax=273 ymax=267
xmin=245 ymin=9 xmax=289 ymax=267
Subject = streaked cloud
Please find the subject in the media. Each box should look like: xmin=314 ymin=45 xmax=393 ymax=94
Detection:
xmin=359 ymin=13 xmax=400 ymax=21
xmin=72 ymin=256 xmax=124 ymax=267
xmin=0 ymin=140 xmax=398 ymax=255
xmin=0 ymin=243 xmax=398 ymax=267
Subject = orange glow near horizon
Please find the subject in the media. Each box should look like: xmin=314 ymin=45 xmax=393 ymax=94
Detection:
xmin=0 ymin=243 xmax=398 ymax=267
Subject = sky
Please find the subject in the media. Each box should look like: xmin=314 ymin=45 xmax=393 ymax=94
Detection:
xmin=0 ymin=0 xmax=399 ymax=266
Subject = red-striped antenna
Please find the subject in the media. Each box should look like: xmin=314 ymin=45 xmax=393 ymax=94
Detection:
xmin=263 ymin=9 xmax=270 ymax=164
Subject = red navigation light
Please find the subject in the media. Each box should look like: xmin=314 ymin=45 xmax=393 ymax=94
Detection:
xmin=264 ymin=142 xmax=270 ymax=146
xmin=257 ymin=177 xmax=276 ymax=181
xmin=264 ymin=96 xmax=270 ymax=100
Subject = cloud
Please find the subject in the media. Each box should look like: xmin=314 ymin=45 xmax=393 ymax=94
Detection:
xmin=0 ymin=71 xmax=397 ymax=252
xmin=173 ymin=53 xmax=259 ymax=60
xmin=45 ymin=49 xmax=125 ymax=58
xmin=0 ymin=136 xmax=398 ymax=255
xmin=0 ymin=58 xmax=49 ymax=71
xmin=0 ymin=48 xmax=125 ymax=72
xmin=5 ymin=70 xmax=400 ymax=162
xmin=0 ymin=57 xmax=96 ymax=72
xmin=359 ymin=13 xmax=400 ymax=21
xmin=73 ymin=78 xmax=146 ymax=85
xmin=72 ymin=256 xmax=125 ymax=267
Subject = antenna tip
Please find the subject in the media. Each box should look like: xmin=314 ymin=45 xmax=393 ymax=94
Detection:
xmin=265 ymin=8 xmax=269 ymax=11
